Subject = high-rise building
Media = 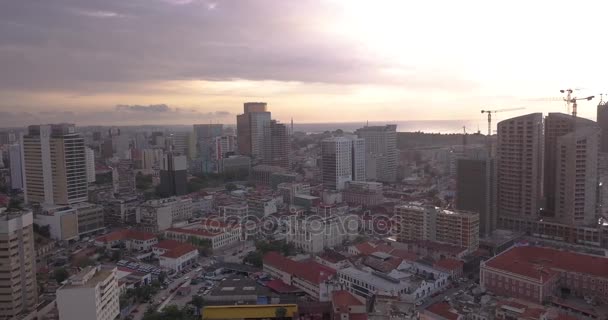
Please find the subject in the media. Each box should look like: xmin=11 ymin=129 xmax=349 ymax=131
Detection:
xmin=21 ymin=124 xmax=88 ymax=205
xmin=193 ymin=124 xmax=223 ymax=173
xmin=0 ymin=208 xmax=38 ymax=319
xmin=8 ymin=144 xmax=23 ymax=190
xmin=214 ymin=135 xmax=237 ymax=159
xmin=496 ymin=113 xmax=544 ymax=220
xmin=553 ymin=123 xmax=599 ymax=226
xmin=350 ymin=137 xmax=365 ymax=181
xmin=57 ymin=266 xmax=120 ymax=320
xmin=169 ymin=132 xmax=190 ymax=157
xmin=159 ymin=153 xmax=188 ymax=196
xmin=112 ymin=159 xmax=136 ymax=195
xmin=236 ymin=102 xmax=271 ymax=159
xmin=85 ymin=146 xmax=96 ymax=183
xmin=263 ymin=120 xmax=291 ymax=169
xmin=544 ymin=113 xmax=599 ymax=225
xmin=598 ymin=100 xmax=608 ymax=153
xmin=321 ymin=137 xmax=353 ymax=191
xmin=355 ymin=125 xmax=397 ymax=182
xmin=456 ymin=156 xmax=495 ymax=237
xmin=395 ymin=204 xmax=480 ymax=253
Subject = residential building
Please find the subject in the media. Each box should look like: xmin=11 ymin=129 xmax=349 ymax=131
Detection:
xmin=140 ymin=148 xmax=163 ymax=173
xmin=140 ymin=197 xmax=193 ymax=232
xmin=342 ymin=181 xmax=383 ymax=207
xmin=544 ymin=114 xmax=599 ymax=226
xmin=168 ymin=132 xmax=190 ymax=157
xmin=455 ymin=157 xmax=495 ymax=237
xmin=351 ymin=136 xmax=366 ymax=181
xmin=496 ymin=113 xmax=544 ymax=220
xmin=286 ymin=213 xmax=358 ymax=253
xmin=237 ymin=102 xmax=271 ymax=159
xmin=321 ymin=137 xmax=354 ymax=191
xmin=57 ymin=266 xmax=120 ymax=320
xmin=263 ymin=251 xmax=336 ymax=301
xmin=480 ymin=245 xmax=608 ymax=304
xmin=153 ymin=240 xmax=198 ymax=272
xmin=94 ymin=229 xmax=158 ymax=251
xmin=159 ymin=152 xmax=187 ymax=196
xmin=598 ymin=99 xmax=608 ymax=153
xmin=355 ymin=125 xmax=397 ymax=182
xmin=21 ymin=124 xmax=88 ymax=205
xmin=220 ymin=204 xmax=248 ymax=220
xmin=104 ymin=196 xmax=141 ymax=226
xmin=8 ymin=144 xmax=23 ymax=190
xmin=263 ymin=120 xmax=291 ymax=169
xmin=111 ymin=159 xmax=136 ymax=195
xmin=395 ymin=203 xmax=480 ymax=253
xmin=0 ymin=208 xmax=37 ymax=319
xmin=214 ymin=135 xmax=237 ymax=158
xmin=85 ymin=146 xmax=96 ymax=183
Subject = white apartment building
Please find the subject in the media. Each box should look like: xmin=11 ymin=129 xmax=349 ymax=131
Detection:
xmin=140 ymin=197 xmax=193 ymax=232
xmin=355 ymin=125 xmax=398 ymax=182
xmin=286 ymin=213 xmax=358 ymax=253
xmin=57 ymin=266 xmax=120 ymax=320
xmin=220 ymin=203 xmax=249 ymax=220
xmin=85 ymin=146 xmax=96 ymax=183
xmin=0 ymin=209 xmax=38 ymax=319
xmin=155 ymin=241 xmax=199 ymax=272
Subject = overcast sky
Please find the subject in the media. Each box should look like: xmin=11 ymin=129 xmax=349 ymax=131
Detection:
xmin=1 ymin=0 xmax=607 ymax=127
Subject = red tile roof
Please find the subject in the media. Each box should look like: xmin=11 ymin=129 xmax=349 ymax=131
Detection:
xmin=486 ymin=246 xmax=608 ymax=281
xmin=153 ymin=239 xmax=184 ymax=251
xmin=161 ymin=243 xmax=198 ymax=259
xmin=434 ymin=258 xmax=464 ymax=271
xmin=414 ymin=240 xmax=467 ymax=255
xmin=332 ymin=290 xmax=364 ymax=309
xmin=127 ymin=230 xmax=157 ymax=241
xmin=265 ymin=279 xmax=301 ymax=293
xmin=318 ymin=250 xmax=347 ymax=264
xmin=389 ymin=249 xmax=418 ymax=262
xmin=353 ymin=242 xmax=376 ymax=255
xmin=166 ymin=227 xmax=220 ymax=237
xmin=263 ymin=252 xmax=336 ymax=285
xmin=425 ymin=302 xmax=461 ymax=320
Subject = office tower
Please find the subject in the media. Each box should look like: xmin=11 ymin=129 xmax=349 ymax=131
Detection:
xmin=8 ymin=144 xmax=23 ymax=190
xmin=395 ymin=204 xmax=479 ymax=253
xmin=263 ymin=120 xmax=291 ymax=169
xmin=140 ymin=148 xmax=163 ymax=173
xmin=351 ymin=137 xmax=365 ymax=181
xmin=193 ymin=124 xmax=223 ymax=173
xmin=134 ymin=132 xmax=148 ymax=149
xmin=496 ymin=113 xmax=544 ymax=220
xmin=85 ymin=147 xmax=96 ymax=183
xmin=0 ymin=132 xmax=10 ymax=145
xmin=159 ymin=152 xmax=187 ymax=196
xmin=0 ymin=208 xmax=38 ymax=319
xmin=598 ymin=100 xmax=608 ymax=153
xmin=355 ymin=124 xmax=397 ymax=182
xmin=57 ymin=266 xmax=120 ymax=320
xmin=544 ymin=113 xmax=599 ymax=224
xmin=112 ymin=159 xmax=136 ymax=195
xmin=321 ymin=137 xmax=353 ymax=190
xmin=21 ymin=124 xmax=88 ymax=205
xmin=112 ymin=133 xmax=131 ymax=159
xmin=169 ymin=132 xmax=190 ymax=156
xmin=101 ymin=139 xmax=113 ymax=159
xmin=215 ymin=135 xmax=237 ymax=159
xmin=553 ymin=121 xmax=599 ymax=226
xmin=236 ymin=102 xmax=271 ymax=158
xmin=456 ymin=157 xmax=495 ymax=237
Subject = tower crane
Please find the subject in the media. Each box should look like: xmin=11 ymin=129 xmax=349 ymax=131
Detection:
xmin=560 ymin=89 xmax=594 ymax=117
xmin=480 ymin=107 xmax=526 ymax=136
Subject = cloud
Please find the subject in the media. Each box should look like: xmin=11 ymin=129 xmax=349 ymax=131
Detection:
xmin=115 ymin=104 xmax=172 ymax=112
xmin=71 ymin=9 xmax=123 ymax=18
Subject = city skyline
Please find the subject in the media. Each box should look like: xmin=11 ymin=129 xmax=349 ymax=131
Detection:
xmin=2 ymin=0 xmax=608 ymax=127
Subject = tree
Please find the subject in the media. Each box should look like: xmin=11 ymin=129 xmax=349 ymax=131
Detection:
xmin=190 ymin=294 xmax=204 ymax=312
xmin=225 ymin=183 xmax=237 ymax=192
xmin=275 ymin=306 xmax=287 ymax=319
xmin=243 ymin=252 xmax=262 ymax=267
xmin=53 ymin=268 xmax=69 ymax=284
xmin=111 ymin=250 xmax=122 ymax=262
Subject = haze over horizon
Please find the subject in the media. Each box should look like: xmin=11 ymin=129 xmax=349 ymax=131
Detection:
xmin=1 ymin=0 xmax=607 ymax=127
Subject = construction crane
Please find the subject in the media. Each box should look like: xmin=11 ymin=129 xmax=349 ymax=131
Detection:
xmin=560 ymin=89 xmax=594 ymax=117
xmin=480 ymin=107 xmax=526 ymax=136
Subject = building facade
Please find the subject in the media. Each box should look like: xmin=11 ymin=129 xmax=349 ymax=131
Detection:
xmin=355 ymin=125 xmax=397 ymax=182
xmin=159 ymin=153 xmax=188 ymax=196
xmin=263 ymin=120 xmax=291 ymax=169
xmin=342 ymin=181 xmax=383 ymax=207
xmin=57 ymin=266 xmax=120 ymax=320
xmin=8 ymin=144 xmax=23 ymax=190
xmin=21 ymin=124 xmax=88 ymax=205
xmin=455 ymin=157 xmax=495 ymax=237
xmin=236 ymin=102 xmax=271 ymax=159
xmin=140 ymin=197 xmax=193 ymax=232
xmin=0 ymin=209 xmax=38 ymax=319
xmin=322 ymin=137 xmax=354 ymax=191
xmin=496 ymin=113 xmax=544 ymax=221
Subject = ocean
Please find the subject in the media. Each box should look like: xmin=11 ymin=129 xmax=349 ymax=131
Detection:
xmin=291 ymin=120 xmax=482 ymax=134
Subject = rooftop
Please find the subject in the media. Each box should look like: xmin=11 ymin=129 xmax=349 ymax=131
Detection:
xmin=161 ymin=243 xmax=198 ymax=259
xmin=166 ymin=227 xmax=221 ymax=237
xmin=434 ymin=258 xmax=464 ymax=271
xmin=263 ymin=252 xmax=336 ymax=285
xmin=485 ymin=246 xmax=608 ymax=281
xmin=332 ymin=290 xmax=364 ymax=309
xmin=153 ymin=239 xmax=184 ymax=251
xmin=424 ymin=302 xmax=461 ymax=320
xmin=95 ymin=229 xmax=156 ymax=243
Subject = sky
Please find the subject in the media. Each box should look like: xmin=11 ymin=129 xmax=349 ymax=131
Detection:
xmin=1 ymin=0 xmax=607 ymax=128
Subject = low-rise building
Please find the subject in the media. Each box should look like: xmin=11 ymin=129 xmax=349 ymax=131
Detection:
xmin=34 ymin=204 xmax=79 ymax=241
xmin=247 ymin=195 xmax=282 ymax=217
xmin=164 ymin=219 xmax=241 ymax=251
xmin=287 ymin=213 xmax=358 ymax=253
xmin=104 ymin=196 xmax=141 ymax=226
xmin=278 ymin=182 xmax=311 ymax=205
xmin=263 ymin=252 xmax=337 ymax=301
xmin=481 ymin=245 xmax=608 ymax=304
xmin=342 ymin=181 xmax=384 ymax=207
xmin=94 ymin=229 xmax=158 ymax=251
xmin=73 ymin=202 xmax=106 ymax=236
xmin=220 ymin=203 xmax=248 ymax=220
xmin=420 ymin=302 xmax=463 ymax=320
xmin=156 ymin=241 xmax=198 ymax=272
xmin=56 ymin=266 xmax=120 ymax=320
xmin=140 ymin=196 xmax=193 ymax=232
xmin=433 ymin=258 xmax=464 ymax=279
xmin=331 ymin=290 xmax=367 ymax=320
